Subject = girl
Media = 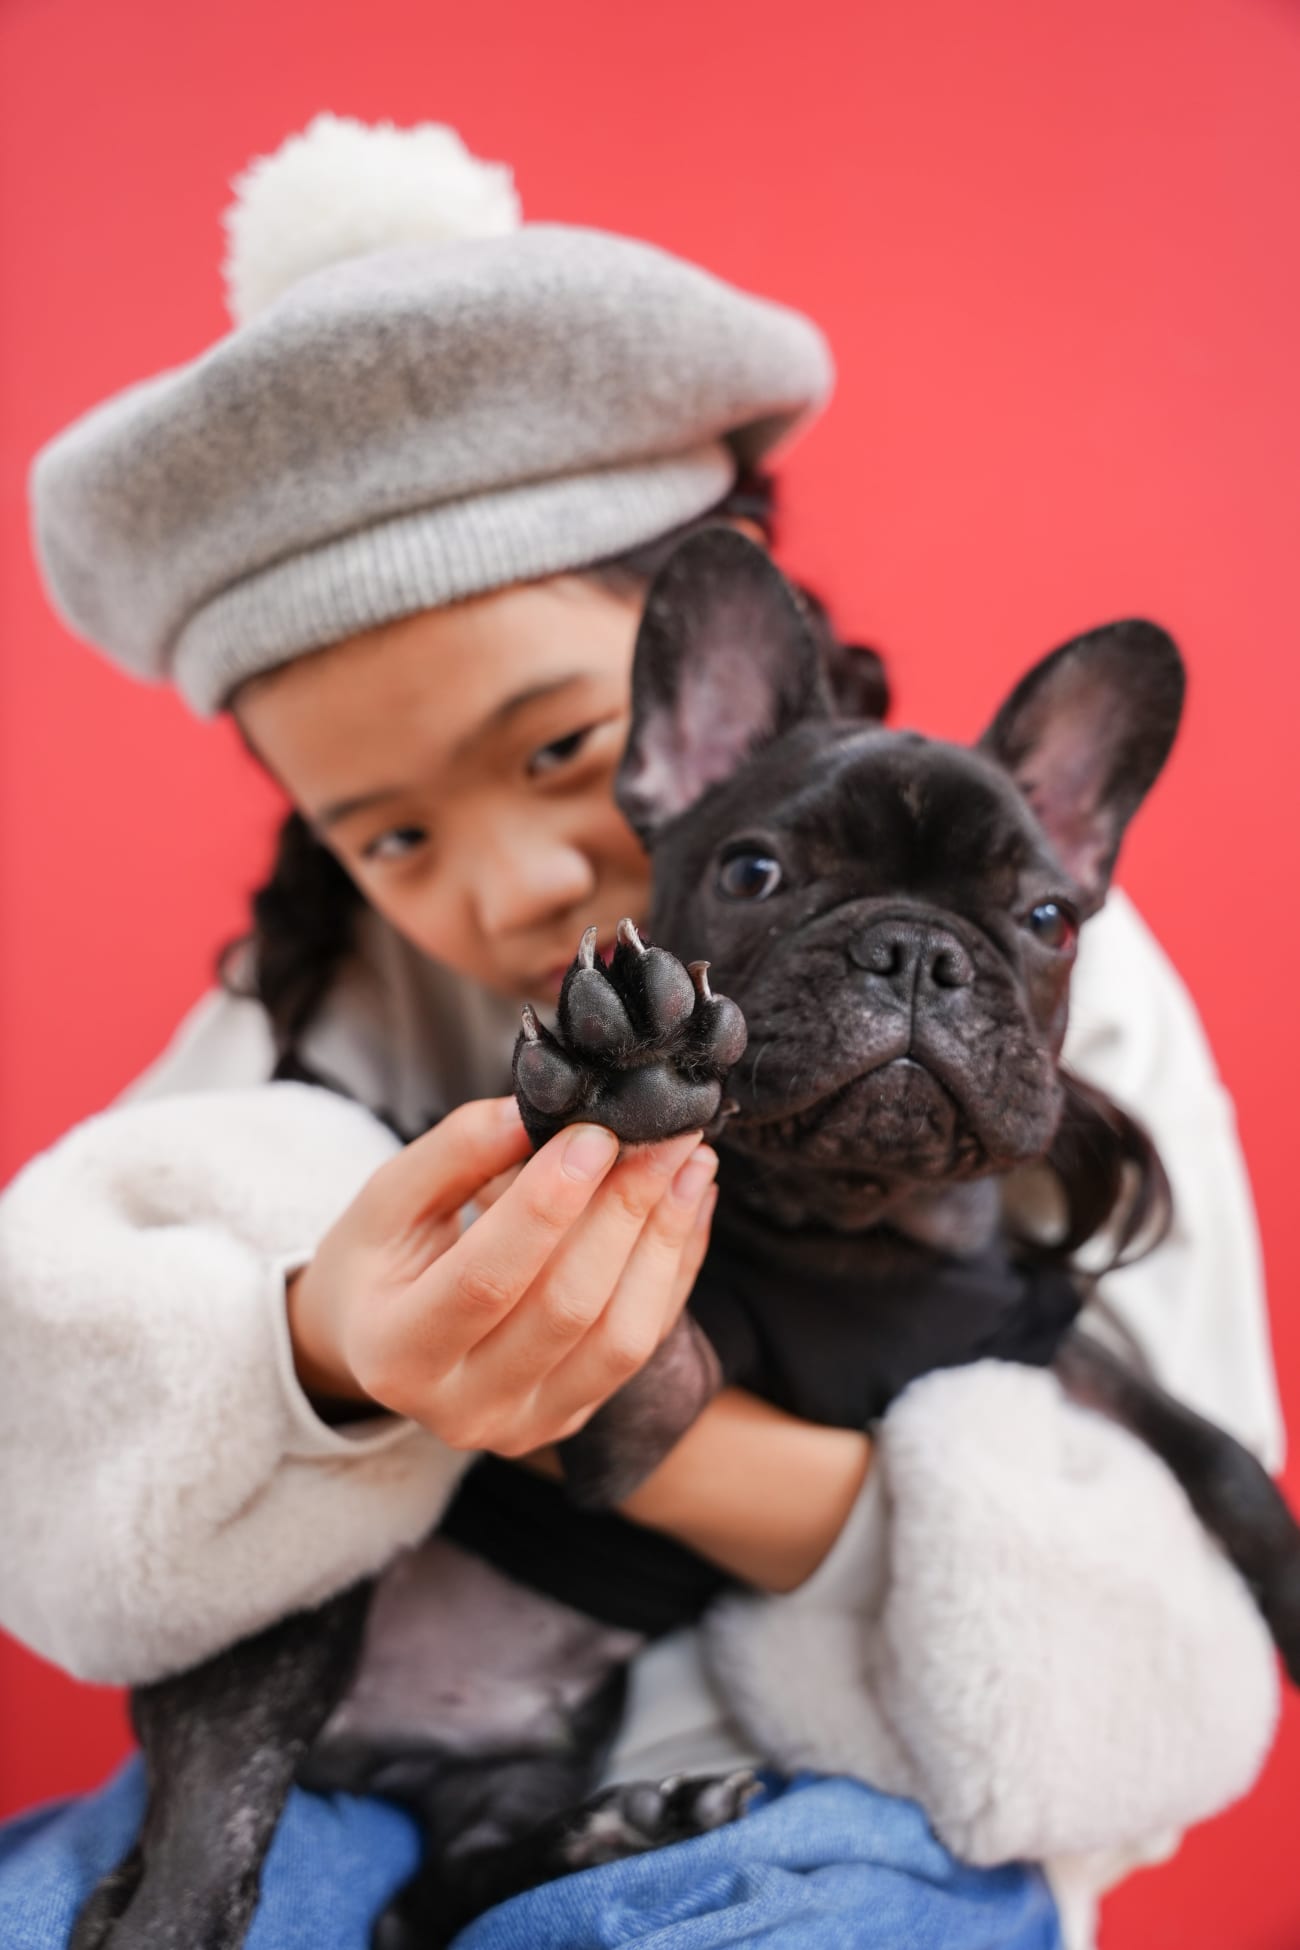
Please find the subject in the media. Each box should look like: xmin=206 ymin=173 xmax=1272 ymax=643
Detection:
xmin=0 ymin=116 xmax=1284 ymax=1950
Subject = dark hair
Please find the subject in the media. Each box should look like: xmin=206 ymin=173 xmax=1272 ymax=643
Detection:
xmin=221 ymin=806 xmax=364 ymax=1089
xmin=1042 ymin=1070 xmax=1172 ymax=1273
xmin=222 ymin=470 xmax=888 ymax=1087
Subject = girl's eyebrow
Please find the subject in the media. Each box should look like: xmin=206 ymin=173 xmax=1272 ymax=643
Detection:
xmin=314 ymin=784 xmax=407 ymax=831
xmin=313 ymin=673 xmax=587 ymax=830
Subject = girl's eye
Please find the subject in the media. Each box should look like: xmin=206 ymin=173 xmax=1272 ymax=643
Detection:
xmin=527 ymin=726 xmax=596 ymax=778
xmin=1025 ymin=900 xmax=1078 ymax=951
xmin=718 ymin=851 xmax=783 ymax=901
xmin=362 ymin=825 xmax=429 ymax=864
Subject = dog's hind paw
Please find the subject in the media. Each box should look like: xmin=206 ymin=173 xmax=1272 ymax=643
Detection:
xmin=370 ymin=1771 xmax=759 ymax=1947
xmin=559 ymin=1769 xmax=761 ymax=1869
xmin=513 ymin=920 xmax=746 ymax=1148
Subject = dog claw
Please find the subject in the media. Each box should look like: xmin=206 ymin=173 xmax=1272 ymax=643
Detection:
xmin=613 ymin=916 xmax=696 ymax=1035
xmin=578 ymin=925 xmax=600 ymax=970
xmin=520 ymin=1003 xmax=541 ymax=1042
xmin=688 ymin=960 xmax=713 ymax=999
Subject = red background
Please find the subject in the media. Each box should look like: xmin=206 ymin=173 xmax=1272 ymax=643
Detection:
xmin=2 ymin=0 xmax=1299 ymax=1941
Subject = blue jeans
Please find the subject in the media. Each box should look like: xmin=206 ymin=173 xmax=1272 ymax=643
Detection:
xmin=0 ymin=1761 xmax=1061 ymax=1949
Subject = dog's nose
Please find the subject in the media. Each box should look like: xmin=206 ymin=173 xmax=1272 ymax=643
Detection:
xmin=848 ymin=921 xmax=974 ymax=993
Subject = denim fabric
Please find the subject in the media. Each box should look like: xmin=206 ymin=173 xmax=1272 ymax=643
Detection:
xmin=0 ymin=1761 xmax=1061 ymax=1950
xmin=0 ymin=1762 xmax=421 ymax=1950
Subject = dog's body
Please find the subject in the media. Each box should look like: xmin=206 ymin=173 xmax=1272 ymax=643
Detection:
xmin=73 ymin=531 xmax=1300 ymax=1950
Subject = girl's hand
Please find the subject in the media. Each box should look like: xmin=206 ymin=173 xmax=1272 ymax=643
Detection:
xmin=286 ymin=1097 xmax=718 ymax=1456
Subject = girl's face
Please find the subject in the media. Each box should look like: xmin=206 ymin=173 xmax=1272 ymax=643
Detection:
xmin=236 ymin=577 xmax=652 ymax=1003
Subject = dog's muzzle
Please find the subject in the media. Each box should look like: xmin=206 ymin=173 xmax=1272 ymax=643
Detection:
xmin=720 ymin=912 xmax=1006 ymax=1180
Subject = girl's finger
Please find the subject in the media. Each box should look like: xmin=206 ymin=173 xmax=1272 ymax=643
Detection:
xmin=473 ymin=1160 xmax=526 ymax=1212
xmin=364 ymin=1096 xmax=532 ymax=1232
xmin=401 ymin=1121 xmax=622 ymax=1366
xmin=493 ymin=1182 xmax=719 ymax=1454
xmin=664 ymin=1181 xmax=718 ymax=1331
xmin=529 ymin=1151 xmax=718 ymax=1431
xmin=463 ymin=1133 xmax=704 ymax=1387
xmin=601 ymin=1145 xmax=717 ymax=1347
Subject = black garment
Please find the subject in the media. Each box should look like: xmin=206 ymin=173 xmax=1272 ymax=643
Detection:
xmin=441 ymin=1453 xmax=731 ymax=1639
xmin=690 ymin=1221 xmax=1083 ymax=1426
xmin=443 ymin=1224 xmax=1083 ymax=1640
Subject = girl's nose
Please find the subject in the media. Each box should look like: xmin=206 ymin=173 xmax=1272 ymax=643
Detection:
xmin=471 ymin=830 xmax=597 ymax=940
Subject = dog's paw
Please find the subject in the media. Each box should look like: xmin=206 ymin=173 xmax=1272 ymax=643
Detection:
xmin=513 ymin=919 xmax=747 ymax=1148
xmin=559 ymin=1770 xmax=761 ymax=1870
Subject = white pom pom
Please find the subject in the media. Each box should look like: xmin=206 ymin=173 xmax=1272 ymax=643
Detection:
xmin=222 ymin=113 xmax=522 ymax=326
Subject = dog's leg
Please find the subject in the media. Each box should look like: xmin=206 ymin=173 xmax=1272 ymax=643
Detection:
xmin=1056 ymin=1331 xmax=1300 ymax=1682
xmin=70 ymin=1583 xmax=371 ymax=1950
xmin=558 ymin=1312 xmax=724 ymax=1506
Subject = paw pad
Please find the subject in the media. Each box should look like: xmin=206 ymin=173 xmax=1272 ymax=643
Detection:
xmin=513 ymin=919 xmax=746 ymax=1148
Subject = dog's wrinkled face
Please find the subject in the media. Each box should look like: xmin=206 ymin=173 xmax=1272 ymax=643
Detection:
xmin=647 ymin=724 xmax=1080 ymax=1189
xmin=617 ymin=529 xmax=1184 ymax=1229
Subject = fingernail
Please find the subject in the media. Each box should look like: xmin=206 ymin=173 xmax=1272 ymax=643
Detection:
xmin=672 ymin=1147 xmax=718 ymax=1203
xmin=497 ymin=1096 xmax=524 ymax=1126
xmin=561 ymin=1124 xmax=619 ymax=1181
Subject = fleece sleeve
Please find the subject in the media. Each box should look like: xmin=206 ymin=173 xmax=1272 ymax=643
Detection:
xmin=0 ymin=1083 xmax=469 ymax=1685
xmin=707 ymin=1361 xmax=1279 ymax=1926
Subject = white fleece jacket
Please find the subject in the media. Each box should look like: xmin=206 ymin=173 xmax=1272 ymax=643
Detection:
xmin=0 ymin=893 xmax=1285 ymax=1937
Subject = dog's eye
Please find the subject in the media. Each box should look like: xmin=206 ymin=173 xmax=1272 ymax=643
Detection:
xmin=718 ymin=852 xmax=783 ymax=901
xmin=1026 ymin=901 xmax=1077 ymax=951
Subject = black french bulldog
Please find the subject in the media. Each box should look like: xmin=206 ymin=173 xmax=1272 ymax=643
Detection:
xmin=72 ymin=529 xmax=1300 ymax=1950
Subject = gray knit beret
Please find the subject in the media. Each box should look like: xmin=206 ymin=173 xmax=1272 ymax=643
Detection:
xmin=30 ymin=117 xmax=832 ymax=716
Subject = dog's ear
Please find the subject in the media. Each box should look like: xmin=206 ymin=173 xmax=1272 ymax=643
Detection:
xmin=978 ymin=619 xmax=1185 ymax=913
xmin=616 ymin=527 xmax=830 ymax=844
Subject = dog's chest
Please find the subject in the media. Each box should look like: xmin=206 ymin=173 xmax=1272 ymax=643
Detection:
xmin=690 ymin=1227 xmax=1083 ymax=1427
